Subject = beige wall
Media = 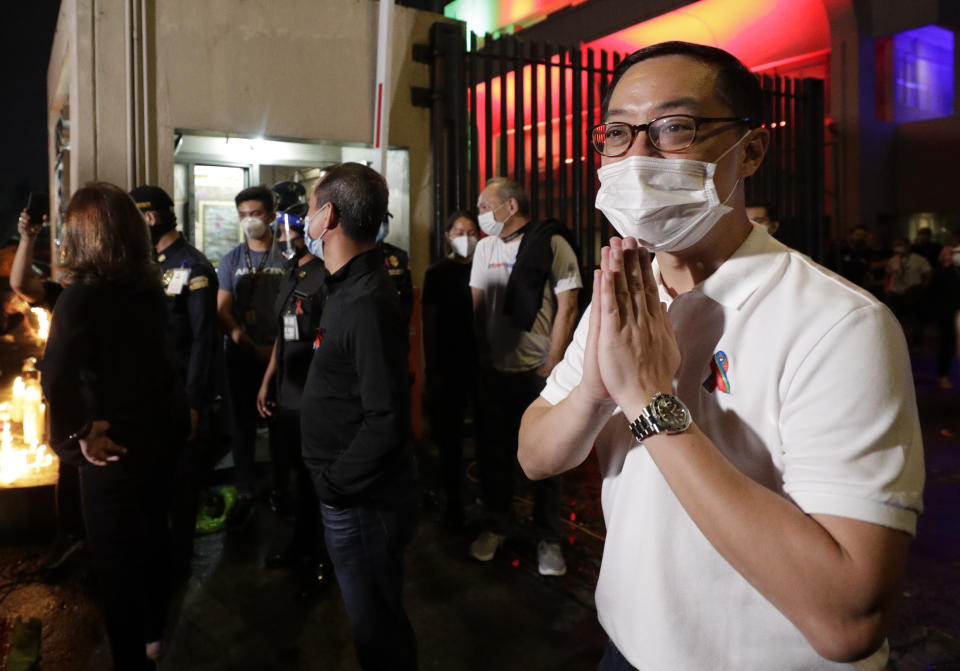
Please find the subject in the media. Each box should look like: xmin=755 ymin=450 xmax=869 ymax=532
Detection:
xmin=48 ymin=0 xmax=457 ymax=286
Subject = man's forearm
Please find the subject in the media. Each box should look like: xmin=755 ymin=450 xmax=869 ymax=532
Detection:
xmin=518 ymin=389 xmax=615 ymax=480
xmin=641 ymin=423 xmax=910 ymax=662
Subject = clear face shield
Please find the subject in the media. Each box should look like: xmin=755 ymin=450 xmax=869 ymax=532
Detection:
xmin=275 ymin=204 xmax=309 ymax=261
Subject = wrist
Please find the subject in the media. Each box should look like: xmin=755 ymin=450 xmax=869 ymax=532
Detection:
xmin=571 ymin=383 xmax=616 ymax=413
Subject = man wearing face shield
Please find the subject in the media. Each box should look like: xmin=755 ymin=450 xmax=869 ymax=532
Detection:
xmin=255 ymin=201 xmax=329 ymax=591
xmin=216 ymin=185 xmax=286 ymax=521
xmin=518 ymin=42 xmax=923 ymax=670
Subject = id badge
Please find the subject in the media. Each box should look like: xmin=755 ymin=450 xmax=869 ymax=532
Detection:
xmin=245 ymin=309 xmax=258 ymax=326
xmin=166 ymin=267 xmax=191 ymax=296
xmin=283 ymin=313 xmax=299 ymax=341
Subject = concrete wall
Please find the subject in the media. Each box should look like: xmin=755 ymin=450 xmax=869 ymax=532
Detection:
xmin=48 ymin=0 xmax=456 ymax=285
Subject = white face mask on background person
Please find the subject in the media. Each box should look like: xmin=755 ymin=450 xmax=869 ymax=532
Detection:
xmin=241 ymin=216 xmax=268 ymax=240
xmin=450 ymin=235 xmax=478 ymax=258
xmin=478 ymin=201 xmax=509 ymax=237
xmin=594 ymin=134 xmax=747 ymax=253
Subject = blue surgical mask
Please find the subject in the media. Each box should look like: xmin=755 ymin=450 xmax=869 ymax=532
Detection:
xmin=303 ymin=207 xmax=327 ymax=260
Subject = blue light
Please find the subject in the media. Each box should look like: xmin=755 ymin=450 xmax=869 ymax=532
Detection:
xmin=892 ymin=25 xmax=954 ymax=122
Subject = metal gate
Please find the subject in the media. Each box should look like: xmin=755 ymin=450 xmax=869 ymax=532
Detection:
xmin=421 ymin=23 xmax=827 ymax=277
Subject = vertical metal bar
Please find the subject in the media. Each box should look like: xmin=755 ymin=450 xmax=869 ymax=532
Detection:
xmin=585 ymin=48 xmax=597 ymax=272
xmin=514 ymin=37 xmax=525 ymax=184
xmin=469 ymin=31 xmax=479 ymax=212
xmin=544 ymin=42 xmax=554 ymax=219
xmin=484 ymin=33 xmax=494 ymax=184
xmin=571 ymin=47 xmax=583 ymax=251
xmin=530 ymin=40 xmax=540 ymax=221
xmin=559 ymin=48 xmax=568 ymax=225
xmin=808 ymin=79 xmax=825 ymax=263
xmin=499 ymin=36 xmax=508 ymax=177
xmin=453 ymin=28 xmax=467 ymax=217
xmin=785 ymin=77 xmax=795 ymax=250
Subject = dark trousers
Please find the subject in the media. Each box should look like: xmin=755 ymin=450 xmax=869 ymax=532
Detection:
xmin=224 ymin=342 xmax=276 ymax=496
xmin=169 ymin=404 xmax=218 ymax=569
xmin=320 ymin=501 xmax=419 ymax=671
xmin=79 ymin=448 xmax=175 ymax=670
xmin=55 ymin=459 xmax=84 ymax=538
xmin=274 ymin=405 xmax=323 ymax=558
xmin=597 ymin=640 xmax=638 ymax=671
xmin=430 ymin=369 xmax=477 ymax=518
xmin=476 ymin=367 xmax=561 ymax=541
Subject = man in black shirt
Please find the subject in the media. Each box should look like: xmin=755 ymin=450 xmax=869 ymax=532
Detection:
xmin=130 ymin=185 xmax=219 ymax=573
xmin=256 ymin=202 xmax=328 ymax=589
xmin=301 ymin=162 xmax=418 ymax=670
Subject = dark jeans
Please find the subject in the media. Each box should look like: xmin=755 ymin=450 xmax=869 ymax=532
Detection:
xmin=224 ymin=341 xmax=276 ymax=496
xmin=80 ymin=447 xmax=175 ymax=670
xmin=476 ymin=367 xmax=561 ymax=541
xmin=597 ymin=639 xmax=638 ymax=671
xmin=430 ymin=369 xmax=477 ymax=519
xmin=274 ymin=405 xmax=323 ymax=558
xmin=320 ymin=501 xmax=419 ymax=671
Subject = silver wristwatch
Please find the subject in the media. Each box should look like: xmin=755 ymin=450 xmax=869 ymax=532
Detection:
xmin=629 ymin=392 xmax=692 ymax=442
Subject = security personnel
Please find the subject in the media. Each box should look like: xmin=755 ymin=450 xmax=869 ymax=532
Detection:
xmin=256 ymin=202 xmax=328 ymax=593
xmin=376 ymin=214 xmax=413 ymax=326
xmin=130 ymin=185 xmax=219 ymax=575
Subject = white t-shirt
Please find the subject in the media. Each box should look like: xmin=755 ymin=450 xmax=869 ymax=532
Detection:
xmin=885 ymin=252 xmax=931 ymax=294
xmin=470 ymin=232 xmax=582 ymax=372
xmin=541 ymin=225 xmax=924 ymax=671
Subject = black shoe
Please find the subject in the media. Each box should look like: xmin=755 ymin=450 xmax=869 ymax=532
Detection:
xmin=41 ymin=534 xmax=84 ymax=575
xmin=226 ymin=494 xmax=255 ymax=529
xmin=264 ymin=545 xmax=310 ymax=570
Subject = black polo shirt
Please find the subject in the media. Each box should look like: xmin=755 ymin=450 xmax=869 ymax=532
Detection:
xmin=300 ymin=248 xmax=416 ymax=508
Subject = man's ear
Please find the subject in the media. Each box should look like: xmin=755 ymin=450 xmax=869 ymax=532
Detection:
xmin=322 ymin=202 xmax=339 ymax=231
xmin=738 ymin=127 xmax=770 ymax=178
xmin=144 ymin=210 xmax=158 ymax=226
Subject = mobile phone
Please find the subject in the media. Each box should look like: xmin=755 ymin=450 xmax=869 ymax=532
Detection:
xmin=26 ymin=192 xmax=48 ymax=222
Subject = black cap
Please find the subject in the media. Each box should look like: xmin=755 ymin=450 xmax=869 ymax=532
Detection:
xmin=273 ymin=181 xmax=306 ymax=212
xmin=129 ymin=185 xmax=174 ymax=212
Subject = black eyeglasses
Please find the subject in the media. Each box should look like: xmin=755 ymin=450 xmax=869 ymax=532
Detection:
xmin=588 ymin=115 xmax=750 ymax=157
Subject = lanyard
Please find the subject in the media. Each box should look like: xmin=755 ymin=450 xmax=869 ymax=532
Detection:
xmin=244 ymin=244 xmax=270 ymax=286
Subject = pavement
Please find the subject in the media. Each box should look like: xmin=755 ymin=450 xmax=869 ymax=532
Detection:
xmin=1 ymin=350 xmax=959 ymax=670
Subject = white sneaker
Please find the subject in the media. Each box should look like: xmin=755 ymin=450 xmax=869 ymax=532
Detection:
xmin=537 ymin=541 xmax=567 ymax=576
xmin=470 ymin=531 xmax=505 ymax=562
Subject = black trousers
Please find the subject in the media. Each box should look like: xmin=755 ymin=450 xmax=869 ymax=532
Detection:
xmin=169 ymin=404 xmax=219 ymax=569
xmin=274 ymin=405 xmax=323 ymax=558
xmin=224 ymin=342 xmax=277 ymax=496
xmin=475 ymin=367 xmax=561 ymax=541
xmin=79 ymin=446 xmax=175 ymax=670
xmin=429 ymin=368 xmax=477 ymax=517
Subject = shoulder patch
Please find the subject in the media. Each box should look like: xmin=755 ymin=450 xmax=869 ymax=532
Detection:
xmin=189 ymin=276 xmax=210 ymax=290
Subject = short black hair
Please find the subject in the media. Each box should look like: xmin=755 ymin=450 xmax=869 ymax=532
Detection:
xmin=235 ymin=185 xmax=275 ymax=211
xmin=746 ymin=201 xmax=777 ymax=221
xmin=445 ymin=209 xmax=477 ymax=232
xmin=602 ymin=41 xmax=762 ymax=129
xmin=314 ymin=163 xmax=388 ymax=243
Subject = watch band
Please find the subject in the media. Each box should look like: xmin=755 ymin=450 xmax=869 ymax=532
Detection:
xmin=629 ymin=408 xmax=661 ymax=442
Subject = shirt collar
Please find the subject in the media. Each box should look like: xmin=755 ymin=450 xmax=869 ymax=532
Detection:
xmin=327 ymin=247 xmax=383 ymax=285
xmin=653 ymin=224 xmax=789 ymax=310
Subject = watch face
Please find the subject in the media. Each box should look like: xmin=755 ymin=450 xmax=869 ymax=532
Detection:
xmin=653 ymin=394 xmax=690 ymax=431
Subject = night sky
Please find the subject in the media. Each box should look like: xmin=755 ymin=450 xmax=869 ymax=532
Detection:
xmin=1 ymin=2 xmax=62 ymax=245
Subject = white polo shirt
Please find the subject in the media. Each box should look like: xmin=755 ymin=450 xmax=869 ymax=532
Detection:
xmin=541 ymin=225 xmax=924 ymax=671
xmin=470 ymin=232 xmax=582 ymax=372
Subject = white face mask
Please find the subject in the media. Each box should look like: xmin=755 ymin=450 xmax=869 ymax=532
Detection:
xmin=477 ymin=201 xmax=509 ymax=237
xmin=241 ymin=216 xmax=268 ymax=240
xmin=594 ymin=134 xmax=747 ymax=253
xmin=450 ymin=235 xmax=478 ymax=258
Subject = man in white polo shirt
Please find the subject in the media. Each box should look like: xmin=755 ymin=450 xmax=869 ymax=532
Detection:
xmin=518 ymin=41 xmax=924 ymax=670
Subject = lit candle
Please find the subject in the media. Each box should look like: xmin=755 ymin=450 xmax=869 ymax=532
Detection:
xmin=11 ymin=377 xmax=24 ymax=424
xmin=22 ymin=381 xmax=42 ymax=447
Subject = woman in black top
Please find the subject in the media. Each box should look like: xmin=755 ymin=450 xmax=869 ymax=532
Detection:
xmin=39 ymin=182 xmax=188 ymax=670
xmin=421 ymin=210 xmax=480 ymax=529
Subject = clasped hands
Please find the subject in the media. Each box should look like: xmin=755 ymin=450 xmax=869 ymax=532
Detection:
xmin=580 ymin=237 xmax=681 ymax=421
